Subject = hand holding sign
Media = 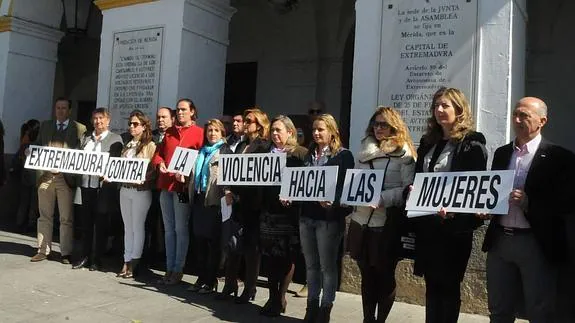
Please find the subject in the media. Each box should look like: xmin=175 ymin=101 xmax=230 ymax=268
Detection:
xmin=406 ymin=170 xmax=516 ymax=217
xmin=167 ymin=147 xmax=199 ymax=176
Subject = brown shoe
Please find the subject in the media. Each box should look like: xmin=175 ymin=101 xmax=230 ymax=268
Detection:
xmin=165 ymin=272 xmax=183 ymax=285
xmin=30 ymin=253 xmax=47 ymax=262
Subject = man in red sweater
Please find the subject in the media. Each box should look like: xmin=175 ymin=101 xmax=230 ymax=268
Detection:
xmin=152 ymin=98 xmax=204 ymax=285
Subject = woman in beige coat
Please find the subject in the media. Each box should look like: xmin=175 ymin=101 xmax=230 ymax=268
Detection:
xmin=118 ymin=110 xmax=157 ymax=278
xmin=347 ymin=106 xmax=416 ymax=322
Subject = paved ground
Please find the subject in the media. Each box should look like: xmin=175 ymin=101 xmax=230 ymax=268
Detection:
xmin=0 ymin=230 xmax=498 ymax=323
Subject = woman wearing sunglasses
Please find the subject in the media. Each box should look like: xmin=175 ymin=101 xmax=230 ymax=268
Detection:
xmin=217 ymin=107 xmax=270 ymax=304
xmin=117 ymin=110 xmax=157 ymax=278
xmin=347 ymin=107 xmax=416 ymax=322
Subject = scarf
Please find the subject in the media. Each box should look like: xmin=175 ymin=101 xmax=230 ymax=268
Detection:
xmin=194 ymin=140 xmax=224 ymax=193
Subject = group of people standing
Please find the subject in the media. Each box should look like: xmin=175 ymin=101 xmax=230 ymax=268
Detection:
xmin=14 ymin=86 xmax=575 ymax=323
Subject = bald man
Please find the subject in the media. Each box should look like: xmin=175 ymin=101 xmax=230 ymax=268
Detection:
xmin=481 ymin=97 xmax=575 ymax=322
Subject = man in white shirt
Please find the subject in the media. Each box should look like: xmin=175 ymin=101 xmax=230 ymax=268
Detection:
xmin=482 ymin=97 xmax=575 ymax=322
xmin=31 ymin=98 xmax=86 ymax=264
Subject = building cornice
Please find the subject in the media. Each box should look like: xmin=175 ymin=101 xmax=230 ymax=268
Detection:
xmin=0 ymin=16 xmax=64 ymax=43
xmin=95 ymin=0 xmax=157 ymax=11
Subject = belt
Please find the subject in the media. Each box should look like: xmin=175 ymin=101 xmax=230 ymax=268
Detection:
xmin=495 ymin=224 xmax=532 ymax=236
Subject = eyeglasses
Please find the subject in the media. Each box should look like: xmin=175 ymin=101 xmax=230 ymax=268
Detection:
xmin=128 ymin=122 xmax=141 ymax=127
xmin=309 ymin=109 xmax=322 ymax=115
xmin=372 ymin=121 xmax=391 ymax=130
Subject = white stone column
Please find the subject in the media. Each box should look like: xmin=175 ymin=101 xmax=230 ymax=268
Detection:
xmin=95 ymin=0 xmax=235 ymax=132
xmin=348 ymin=0 xmax=383 ymax=154
xmin=0 ymin=0 xmax=64 ymax=153
xmin=350 ymin=0 xmax=526 ymax=155
xmin=476 ymin=0 xmax=527 ymax=154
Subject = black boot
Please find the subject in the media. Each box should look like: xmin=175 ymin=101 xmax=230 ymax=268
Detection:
xmin=303 ymin=299 xmax=319 ymax=323
xmin=316 ymin=304 xmax=333 ymax=323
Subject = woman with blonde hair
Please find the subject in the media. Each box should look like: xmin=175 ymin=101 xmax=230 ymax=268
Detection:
xmin=347 ymin=106 xmax=416 ymax=322
xmin=299 ymin=113 xmax=354 ymax=322
xmin=413 ymin=87 xmax=487 ymax=323
xmin=117 ymin=110 xmax=157 ymax=278
xmin=259 ymin=115 xmax=307 ymax=316
xmin=217 ymin=107 xmax=270 ymax=304
xmin=187 ymin=119 xmax=233 ymax=293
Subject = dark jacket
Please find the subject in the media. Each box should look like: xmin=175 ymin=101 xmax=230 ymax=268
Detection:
xmin=412 ymin=131 xmax=488 ymax=281
xmin=231 ymin=137 xmax=272 ymax=224
xmin=414 ymin=131 xmax=488 ymax=233
xmin=262 ymin=145 xmax=308 ymax=215
xmin=300 ymin=146 xmax=355 ymax=222
xmin=482 ymin=138 xmax=575 ymax=264
xmin=35 ymin=120 xmax=87 ymax=188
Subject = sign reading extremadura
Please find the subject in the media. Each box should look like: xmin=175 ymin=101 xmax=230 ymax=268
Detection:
xmin=379 ymin=0 xmax=478 ymax=142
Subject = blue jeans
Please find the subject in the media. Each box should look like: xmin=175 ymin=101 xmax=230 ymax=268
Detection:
xmin=160 ymin=191 xmax=191 ymax=272
xmin=299 ymin=217 xmax=345 ymax=307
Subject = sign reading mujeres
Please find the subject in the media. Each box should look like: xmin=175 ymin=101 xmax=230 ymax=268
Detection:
xmin=105 ymin=157 xmax=149 ymax=184
xmin=25 ymin=145 xmax=109 ymax=176
xmin=167 ymin=147 xmax=199 ymax=175
xmin=341 ymin=169 xmax=386 ymax=207
xmin=279 ymin=166 xmax=339 ymax=202
xmin=406 ymin=170 xmax=515 ymax=215
xmin=218 ymin=153 xmax=286 ymax=186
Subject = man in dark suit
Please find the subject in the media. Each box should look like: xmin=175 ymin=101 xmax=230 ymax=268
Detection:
xmin=31 ymin=98 xmax=87 ymax=263
xmin=481 ymin=97 xmax=575 ymax=322
xmin=152 ymin=107 xmax=174 ymax=145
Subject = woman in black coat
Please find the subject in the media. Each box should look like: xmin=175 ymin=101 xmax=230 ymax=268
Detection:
xmin=413 ymin=87 xmax=487 ymax=323
xmin=217 ymin=107 xmax=271 ymax=304
xmin=259 ymin=115 xmax=307 ymax=316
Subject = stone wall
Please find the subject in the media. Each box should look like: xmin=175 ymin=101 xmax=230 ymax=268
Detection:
xmin=340 ymin=218 xmax=490 ymax=315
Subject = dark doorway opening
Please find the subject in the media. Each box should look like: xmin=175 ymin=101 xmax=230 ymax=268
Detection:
xmin=77 ymin=100 xmax=96 ymax=132
xmin=223 ymin=62 xmax=258 ymax=115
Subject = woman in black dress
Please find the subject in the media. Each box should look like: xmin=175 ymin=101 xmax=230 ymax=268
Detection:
xmin=259 ymin=115 xmax=307 ymax=316
xmin=413 ymin=87 xmax=488 ymax=323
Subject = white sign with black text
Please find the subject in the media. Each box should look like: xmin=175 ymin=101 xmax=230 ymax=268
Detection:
xmin=217 ymin=153 xmax=286 ymax=186
xmin=279 ymin=166 xmax=339 ymax=202
xmin=24 ymin=145 xmax=110 ymax=176
xmin=340 ymin=169 xmax=386 ymax=207
xmin=105 ymin=157 xmax=149 ymax=184
xmin=167 ymin=147 xmax=199 ymax=175
xmin=406 ymin=170 xmax=515 ymax=216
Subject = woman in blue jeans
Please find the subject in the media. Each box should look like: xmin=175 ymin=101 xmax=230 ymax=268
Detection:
xmin=299 ymin=114 xmax=354 ymax=323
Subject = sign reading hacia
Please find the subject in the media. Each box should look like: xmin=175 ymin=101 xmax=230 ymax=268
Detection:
xmin=167 ymin=147 xmax=199 ymax=175
xmin=340 ymin=169 xmax=386 ymax=207
xmin=105 ymin=157 xmax=149 ymax=184
xmin=406 ymin=170 xmax=515 ymax=215
xmin=217 ymin=153 xmax=286 ymax=186
xmin=25 ymin=145 xmax=109 ymax=176
xmin=279 ymin=166 xmax=339 ymax=202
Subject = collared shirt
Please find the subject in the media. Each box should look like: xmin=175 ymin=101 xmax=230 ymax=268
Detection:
xmin=311 ymin=146 xmax=331 ymax=166
xmin=81 ymin=130 xmax=109 ymax=188
xmin=228 ymin=134 xmax=244 ymax=152
xmin=499 ymin=133 xmax=542 ymax=228
xmin=56 ymin=119 xmax=70 ymax=131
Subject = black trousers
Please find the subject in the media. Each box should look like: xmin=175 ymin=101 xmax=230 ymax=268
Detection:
xmin=358 ymin=258 xmax=398 ymax=322
xmin=424 ymin=276 xmax=462 ymax=323
xmin=79 ymin=188 xmax=108 ymax=265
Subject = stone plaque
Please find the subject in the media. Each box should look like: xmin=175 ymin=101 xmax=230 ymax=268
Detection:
xmin=379 ymin=0 xmax=478 ymax=143
xmin=109 ymin=27 xmax=164 ymax=133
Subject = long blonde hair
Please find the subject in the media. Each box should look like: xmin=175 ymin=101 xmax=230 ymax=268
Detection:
xmin=270 ymin=115 xmax=299 ymax=152
xmin=424 ymin=87 xmax=474 ymax=145
xmin=365 ymin=106 xmax=416 ymax=157
xmin=244 ymin=107 xmax=270 ymax=139
xmin=313 ymin=113 xmax=343 ymax=155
